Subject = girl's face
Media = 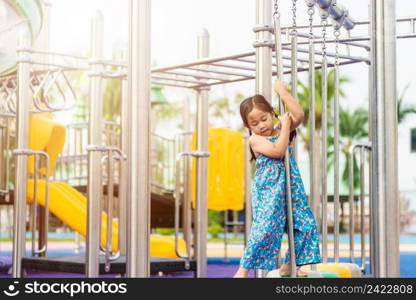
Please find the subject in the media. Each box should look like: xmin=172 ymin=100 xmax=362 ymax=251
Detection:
xmin=246 ymin=107 xmax=275 ymax=136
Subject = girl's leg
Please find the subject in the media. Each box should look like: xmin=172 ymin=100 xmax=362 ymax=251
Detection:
xmin=282 ymin=227 xmax=321 ymax=272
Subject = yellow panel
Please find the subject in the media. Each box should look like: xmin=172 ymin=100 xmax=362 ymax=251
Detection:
xmin=26 ymin=180 xmax=187 ymax=258
xmin=315 ymin=263 xmax=353 ymax=278
xmin=191 ymin=128 xmax=245 ymax=211
xmin=28 ymin=114 xmax=66 ymax=177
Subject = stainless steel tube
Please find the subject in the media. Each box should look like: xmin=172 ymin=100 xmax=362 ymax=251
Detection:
xmin=360 ymin=147 xmax=365 ymax=271
xmin=333 ymin=50 xmax=340 ymax=263
xmin=244 ymin=134 xmax=252 ymax=247
xmin=273 ymin=2 xmax=296 ymax=278
xmin=195 ymin=29 xmax=210 ymax=278
xmin=307 ymin=5 xmax=319 ymax=222
xmin=370 ymin=0 xmax=399 ymax=277
xmin=321 ymin=21 xmax=329 ymax=264
xmin=174 ymin=152 xmax=192 ymax=269
xmin=105 ymin=151 xmax=114 ymax=272
xmin=348 ymin=145 xmax=355 ymax=263
xmin=291 ymin=33 xmax=299 ymax=161
xmin=127 ymin=0 xmax=151 ymax=277
xmin=12 ymin=27 xmax=31 ymax=278
xmin=119 ymin=75 xmax=129 ymax=256
xmin=256 ymin=0 xmax=273 ymax=102
xmin=86 ymin=11 xmax=104 ymax=278
xmin=31 ymin=155 xmax=38 ymax=256
xmin=182 ymin=98 xmax=192 ymax=261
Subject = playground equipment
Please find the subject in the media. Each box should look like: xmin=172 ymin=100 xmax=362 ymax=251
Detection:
xmin=1 ymin=0 xmax=415 ymax=278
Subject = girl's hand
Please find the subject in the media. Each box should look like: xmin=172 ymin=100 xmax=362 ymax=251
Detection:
xmin=274 ymin=80 xmax=289 ymax=96
xmin=278 ymin=112 xmax=292 ymax=128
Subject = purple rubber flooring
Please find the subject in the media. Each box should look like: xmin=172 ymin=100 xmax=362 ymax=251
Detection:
xmin=0 ymin=255 xmax=251 ymax=278
xmin=2 ymin=254 xmax=416 ymax=277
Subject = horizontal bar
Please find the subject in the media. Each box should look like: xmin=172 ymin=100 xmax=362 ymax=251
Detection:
xmin=150 ymin=80 xmax=190 ymax=89
xmin=152 ymin=75 xmax=209 ymax=85
xmin=156 ymin=70 xmax=228 ymax=81
xmin=151 ymin=51 xmax=254 ymax=73
xmin=210 ymin=62 xmax=255 ymax=72
xmin=234 ymin=57 xmax=293 ymax=68
xmin=189 ymin=57 xmax=362 ymax=89
xmin=185 ymin=66 xmax=252 ymax=78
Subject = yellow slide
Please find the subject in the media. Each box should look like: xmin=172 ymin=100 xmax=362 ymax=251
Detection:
xmin=26 ymin=179 xmax=188 ymax=258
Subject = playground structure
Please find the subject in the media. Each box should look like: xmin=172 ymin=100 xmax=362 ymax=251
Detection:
xmin=0 ymin=0 xmax=415 ymax=278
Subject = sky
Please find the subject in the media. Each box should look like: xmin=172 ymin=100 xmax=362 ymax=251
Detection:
xmin=47 ymin=0 xmax=416 ymax=197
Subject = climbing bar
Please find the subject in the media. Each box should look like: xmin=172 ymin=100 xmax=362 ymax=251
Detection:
xmin=333 ymin=25 xmax=341 ymax=263
xmin=320 ymin=13 xmax=329 ymax=264
xmin=273 ymin=0 xmax=296 ymax=278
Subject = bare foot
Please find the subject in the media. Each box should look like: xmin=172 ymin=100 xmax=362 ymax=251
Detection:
xmin=233 ymin=267 xmax=249 ymax=278
xmin=279 ymin=263 xmax=308 ymax=277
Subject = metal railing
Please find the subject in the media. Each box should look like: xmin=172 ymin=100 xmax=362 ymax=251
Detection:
xmin=173 ymin=151 xmax=210 ymax=270
xmin=54 ymin=121 xmax=177 ymax=194
xmin=348 ymin=142 xmax=372 ymax=274
xmin=86 ymin=145 xmax=125 ymax=273
xmin=13 ymin=149 xmax=50 ymax=257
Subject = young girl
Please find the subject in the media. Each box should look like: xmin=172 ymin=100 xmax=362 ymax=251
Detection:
xmin=233 ymin=80 xmax=321 ymax=278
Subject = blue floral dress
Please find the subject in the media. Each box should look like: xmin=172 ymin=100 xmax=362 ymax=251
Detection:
xmin=240 ymin=133 xmax=322 ymax=270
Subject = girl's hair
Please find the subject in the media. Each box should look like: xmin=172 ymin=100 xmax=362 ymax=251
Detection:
xmin=240 ymin=94 xmax=296 ymax=161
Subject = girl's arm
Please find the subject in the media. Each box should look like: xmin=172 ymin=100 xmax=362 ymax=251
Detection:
xmin=274 ymin=81 xmax=305 ymax=132
xmin=249 ymin=113 xmax=291 ymax=159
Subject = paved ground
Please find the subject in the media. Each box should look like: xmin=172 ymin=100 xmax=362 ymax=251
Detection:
xmin=1 ymin=241 xmax=415 ymax=277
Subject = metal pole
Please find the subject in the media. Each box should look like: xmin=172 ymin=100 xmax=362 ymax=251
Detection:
xmin=306 ymin=3 xmax=318 ymax=218
xmin=272 ymin=0 xmax=296 ymax=277
xmin=195 ymin=28 xmax=210 ymax=278
xmin=320 ymin=15 xmax=329 ymax=264
xmin=182 ymin=98 xmax=192 ymax=259
xmin=86 ymin=11 xmax=104 ymax=278
xmin=255 ymin=0 xmax=272 ymax=278
xmin=370 ymin=0 xmax=399 ymax=277
xmin=105 ymin=151 xmax=114 ymax=272
xmin=291 ymin=0 xmax=299 ymax=162
xmin=333 ymin=30 xmax=340 ymax=263
xmin=224 ymin=210 xmax=228 ymax=262
xmin=127 ymin=0 xmax=151 ymax=277
xmin=37 ymin=0 xmax=52 ymax=254
xmin=360 ymin=147 xmax=366 ymax=271
xmin=31 ymin=155 xmax=38 ymax=256
xmin=256 ymin=0 xmax=273 ymax=102
xmin=12 ymin=27 xmax=31 ymax=278
xmin=243 ymin=134 xmax=252 ymax=247
xmin=348 ymin=146 xmax=355 ymax=263
xmin=367 ymin=48 xmax=375 ymax=275
xmin=119 ymin=69 xmax=129 ymax=256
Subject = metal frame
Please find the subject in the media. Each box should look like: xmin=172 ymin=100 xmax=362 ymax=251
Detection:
xmin=1 ymin=0 xmax=410 ymax=279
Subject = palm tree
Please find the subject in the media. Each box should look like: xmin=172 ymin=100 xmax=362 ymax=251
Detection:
xmin=295 ymin=69 xmax=349 ymax=211
xmin=398 ymin=83 xmax=416 ymax=124
xmin=327 ymin=107 xmax=368 ymax=189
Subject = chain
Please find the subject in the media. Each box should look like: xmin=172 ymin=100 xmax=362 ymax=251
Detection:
xmin=308 ymin=5 xmax=315 ymax=40
xmin=334 ymin=28 xmax=340 ymax=67
xmin=273 ymin=0 xmax=280 ymax=19
xmin=321 ymin=16 xmax=328 ymax=59
xmin=291 ymin=0 xmax=297 ymax=34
